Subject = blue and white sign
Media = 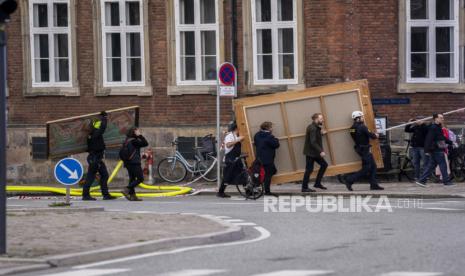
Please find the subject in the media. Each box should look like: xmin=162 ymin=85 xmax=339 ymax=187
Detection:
xmin=54 ymin=158 xmax=84 ymax=186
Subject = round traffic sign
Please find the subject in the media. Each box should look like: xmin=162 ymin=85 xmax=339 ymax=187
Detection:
xmin=219 ymin=63 xmax=236 ymax=86
xmin=54 ymin=158 xmax=84 ymax=186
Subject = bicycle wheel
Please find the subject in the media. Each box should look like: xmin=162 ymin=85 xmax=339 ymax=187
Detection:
xmin=198 ymin=156 xmax=217 ymax=182
xmin=451 ymin=157 xmax=465 ymax=182
xmin=400 ymin=157 xmax=416 ymax=182
xmin=236 ymin=172 xmax=264 ymax=200
xmin=157 ymin=157 xmax=187 ymax=183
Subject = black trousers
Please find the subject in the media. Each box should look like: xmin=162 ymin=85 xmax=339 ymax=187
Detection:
xmin=83 ymin=153 xmax=110 ymax=197
xmin=263 ymin=164 xmax=277 ymax=194
xmin=126 ymin=164 xmax=144 ymax=195
xmin=347 ymin=148 xmax=378 ymax=186
xmin=302 ymin=156 xmax=328 ymax=189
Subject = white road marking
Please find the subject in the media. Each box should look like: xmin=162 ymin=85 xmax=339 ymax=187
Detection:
xmin=47 ymin=269 xmax=130 ymax=276
xmin=379 ymin=272 xmax=443 ymax=276
xmin=215 ymin=216 xmax=231 ymax=219
xmin=252 ymin=270 xmax=334 ymax=276
xmin=159 ymin=269 xmax=227 ymax=276
xmin=231 ymin=222 xmax=257 ymax=226
xmin=180 ymin=212 xmax=198 ymax=215
xmin=223 ymin=219 xmax=244 ymax=222
xmin=74 ymin=226 xmax=271 ymax=269
xmin=422 ymin=207 xmax=463 ymax=211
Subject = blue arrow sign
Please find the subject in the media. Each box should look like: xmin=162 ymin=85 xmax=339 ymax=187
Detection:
xmin=54 ymin=158 xmax=84 ymax=186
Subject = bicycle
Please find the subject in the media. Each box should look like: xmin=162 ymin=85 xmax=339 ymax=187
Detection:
xmin=229 ymin=154 xmax=264 ymax=200
xmin=157 ymin=138 xmax=218 ymax=183
xmin=449 ymin=144 xmax=465 ymax=182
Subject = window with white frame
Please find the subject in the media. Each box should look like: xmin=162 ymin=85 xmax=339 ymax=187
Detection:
xmin=175 ymin=0 xmax=219 ymax=85
xmin=101 ymin=0 xmax=144 ymax=86
xmin=30 ymin=0 xmax=71 ymax=86
xmin=252 ymin=0 xmax=297 ymax=84
xmin=406 ymin=0 xmax=459 ymax=83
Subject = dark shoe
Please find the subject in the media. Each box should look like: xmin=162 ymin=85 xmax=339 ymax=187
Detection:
xmin=415 ymin=181 xmax=427 ymax=188
xmin=216 ymin=192 xmax=231 ymax=198
xmin=301 ymin=188 xmax=316 ymax=193
xmin=82 ymin=196 xmax=96 ymax=201
xmin=121 ymin=188 xmax=131 ymax=201
xmin=313 ymin=184 xmax=327 ymax=190
xmin=444 ymin=182 xmax=455 ymax=186
xmin=103 ymin=195 xmax=118 ymax=200
xmin=264 ymin=192 xmax=279 ymax=197
xmin=370 ymin=185 xmax=384 ymax=190
xmin=341 ymin=175 xmax=353 ymax=191
xmin=129 ymin=194 xmax=143 ymax=201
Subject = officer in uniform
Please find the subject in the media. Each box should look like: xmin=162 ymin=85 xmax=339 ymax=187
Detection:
xmin=82 ymin=111 xmax=117 ymax=201
xmin=343 ymin=111 xmax=384 ymax=191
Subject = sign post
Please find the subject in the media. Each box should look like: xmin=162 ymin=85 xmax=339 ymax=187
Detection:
xmin=217 ymin=63 xmax=237 ymax=189
xmin=54 ymin=158 xmax=84 ymax=205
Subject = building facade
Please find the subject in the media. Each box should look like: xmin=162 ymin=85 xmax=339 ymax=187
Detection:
xmin=5 ymin=0 xmax=465 ymax=183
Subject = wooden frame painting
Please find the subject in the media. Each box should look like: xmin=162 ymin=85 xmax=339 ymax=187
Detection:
xmin=234 ymin=80 xmax=383 ymax=184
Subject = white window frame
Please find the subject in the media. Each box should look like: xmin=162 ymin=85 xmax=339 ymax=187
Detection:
xmin=406 ymin=0 xmax=459 ymax=83
xmin=174 ymin=0 xmax=220 ymax=86
xmin=251 ymin=0 xmax=298 ymax=85
xmin=101 ymin=0 xmax=145 ymax=87
xmin=29 ymin=0 xmax=72 ymax=88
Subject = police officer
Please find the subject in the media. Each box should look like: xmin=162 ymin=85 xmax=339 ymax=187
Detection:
xmin=343 ymin=111 xmax=384 ymax=191
xmin=82 ymin=111 xmax=117 ymax=201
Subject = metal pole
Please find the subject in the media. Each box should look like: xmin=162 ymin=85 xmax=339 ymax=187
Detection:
xmin=66 ymin=186 xmax=70 ymax=205
xmin=0 ymin=24 xmax=8 ymax=254
xmin=216 ymin=79 xmax=221 ymax=190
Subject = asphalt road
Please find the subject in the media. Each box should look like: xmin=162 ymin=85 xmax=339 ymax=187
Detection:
xmin=10 ymin=195 xmax=465 ymax=276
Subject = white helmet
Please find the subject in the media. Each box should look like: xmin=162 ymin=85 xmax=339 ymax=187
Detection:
xmin=352 ymin=111 xmax=364 ymax=119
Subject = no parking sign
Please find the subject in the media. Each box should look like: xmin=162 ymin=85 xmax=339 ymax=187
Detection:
xmin=218 ymin=63 xmax=237 ymax=97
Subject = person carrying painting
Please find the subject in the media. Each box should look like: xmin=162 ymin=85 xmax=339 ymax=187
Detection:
xmin=404 ymin=116 xmax=430 ymax=181
xmin=301 ymin=113 xmax=328 ymax=192
xmin=82 ymin=111 xmax=117 ymax=201
xmin=342 ymin=111 xmax=384 ymax=191
xmin=254 ymin=121 xmax=280 ymax=197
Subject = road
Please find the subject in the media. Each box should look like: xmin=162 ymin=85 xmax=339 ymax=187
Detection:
xmin=10 ymin=195 xmax=465 ymax=276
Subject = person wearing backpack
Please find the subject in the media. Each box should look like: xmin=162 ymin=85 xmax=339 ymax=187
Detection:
xmin=121 ymin=127 xmax=149 ymax=201
xmin=82 ymin=111 xmax=117 ymax=201
xmin=254 ymin=121 xmax=280 ymax=197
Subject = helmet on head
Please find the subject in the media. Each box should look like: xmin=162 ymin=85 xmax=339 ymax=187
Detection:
xmin=352 ymin=111 xmax=364 ymax=120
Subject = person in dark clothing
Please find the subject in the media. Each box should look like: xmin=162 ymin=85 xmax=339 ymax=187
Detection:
xmin=405 ymin=117 xmax=430 ymax=180
xmin=343 ymin=111 xmax=384 ymax=191
xmin=254 ymin=121 xmax=280 ymax=197
xmin=218 ymin=122 xmax=244 ymax=198
xmin=302 ymin=113 xmax=328 ymax=192
xmin=121 ymin=127 xmax=149 ymax=201
xmin=416 ymin=114 xmax=454 ymax=187
xmin=82 ymin=111 xmax=117 ymax=201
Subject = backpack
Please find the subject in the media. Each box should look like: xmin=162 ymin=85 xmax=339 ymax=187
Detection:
xmin=119 ymin=138 xmax=136 ymax=161
xmin=249 ymin=159 xmax=265 ymax=184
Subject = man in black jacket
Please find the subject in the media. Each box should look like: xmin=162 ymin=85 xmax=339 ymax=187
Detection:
xmin=82 ymin=111 xmax=117 ymax=201
xmin=302 ymin=113 xmax=328 ymax=192
xmin=416 ymin=114 xmax=454 ymax=187
xmin=254 ymin=121 xmax=280 ymax=197
xmin=405 ymin=117 xmax=429 ymax=180
xmin=121 ymin=127 xmax=149 ymax=201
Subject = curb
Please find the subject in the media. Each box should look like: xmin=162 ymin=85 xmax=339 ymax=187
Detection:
xmin=45 ymin=213 xmax=244 ymax=267
xmin=7 ymin=207 xmax=105 ymax=213
xmin=0 ymin=263 xmax=51 ymax=276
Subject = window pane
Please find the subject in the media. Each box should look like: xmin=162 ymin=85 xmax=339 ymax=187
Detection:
xmin=126 ymin=33 xmax=141 ymax=57
xmin=258 ymin=55 xmax=273 ymax=79
xmin=54 ymin=3 xmax=68 ymax=27
xmin=127 ymin=58 xmax=142 ymax=81
xmin=436 ymin=53 xmax=453 ymax=78
xmin=55 ymin=59 xmax=69 ymax=82
xmin=34 ymin=34 xmax=49 ymax=58
xmin=201 ymin=31 xmax=216 ymax=55
xmin=436 ymin=27 xmax=452 ymax=53
xmin=278 ymin=28 xmax=293 ymax=53
xmin=35 ymin=59 xmax=50 ymax=82
xmin=180 ymin=0 xmax=195 ymax=24
xmin=202 ymin=56 xmax=216 ymax=80
xmin=278 ymin=0 xmax=293 ymax=21
xmin=105 ymin=2 xmax=120 ymax=26
xmin=106 ymin=33 xmax=121 ymax=57
xmin=256 ymin=0 xmax=271 ymax=22
xmin=201 ymin=0 xmax=215 ymax=24
xmin=410 ymin=0 xmax=427 ymax=19
xmin=436 ymin=0 xmax=453 ymax=20
xmin=411 ymin=53 xmax=428 ymax=78
xmin=126 ymin=1 xmax=140 ymax=25
xmin=33 ymin=4 xmax=48 ymax=27
xmin=257 ymin=29 xmax=272 ymax=54
xmin=279 ymin=54 xmax=294 ymax=79
xmin=181 ymin=31 xmax=195 ymax=55
xmin=181 ymin=57 xmax=196 ymax=80
xmin=107 ymin=58 xmax=122 ymax=81
xmin=411 ymin=27 xmax=428 ymax=52
xmin=54 ymin=34 xmax=68 ymax=58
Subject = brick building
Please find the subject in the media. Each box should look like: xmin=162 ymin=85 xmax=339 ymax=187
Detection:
xmin=5 ymin=0 xmax=465 ymax=183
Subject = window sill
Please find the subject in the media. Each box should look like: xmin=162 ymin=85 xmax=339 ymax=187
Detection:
xmin=95 ymin=86 xmax=153 ymax=96
xmin=24 ymin=87 xmax=80 ymax=97
xmin=247 ymin=83 xmax=305 ymax=94
xmin=167 ymin=85 xmax=217 ymax=96
xmin=398 ymin=82 xmax=465 ymax=93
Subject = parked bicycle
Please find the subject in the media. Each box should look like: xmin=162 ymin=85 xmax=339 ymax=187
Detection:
xmin=157 ymin=136 xmax=217 ymax=183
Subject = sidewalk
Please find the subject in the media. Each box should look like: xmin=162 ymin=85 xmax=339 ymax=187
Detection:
xmin=0 ymin=207 xmax=243 ymax=275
